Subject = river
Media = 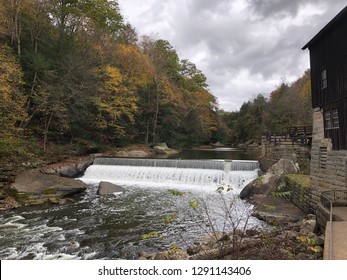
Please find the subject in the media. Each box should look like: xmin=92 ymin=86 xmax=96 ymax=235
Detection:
xmin=0 ymin=148 xmax=264 ymax=260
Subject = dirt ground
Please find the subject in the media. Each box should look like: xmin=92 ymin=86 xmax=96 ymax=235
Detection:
xmin=250 ymin=194 xmax=306 ymax=220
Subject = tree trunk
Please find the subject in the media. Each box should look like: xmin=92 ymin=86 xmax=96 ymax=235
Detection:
xmin=43 ymin=111 xmax=54 ymax=152
xmin=11 ymin=0 xmax=22 ymax=56
xmin=144 ymin=116 xmax=150 ymax=145
xmin=151 ymin=77 xmax=160 ymax=144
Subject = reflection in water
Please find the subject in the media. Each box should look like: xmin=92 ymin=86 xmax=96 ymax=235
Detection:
xmin=167 ymin=148 xmax=259 ymax=160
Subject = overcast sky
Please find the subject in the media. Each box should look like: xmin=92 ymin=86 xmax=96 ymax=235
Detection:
xmin=117 ymin=0 xmax=347 ymax=112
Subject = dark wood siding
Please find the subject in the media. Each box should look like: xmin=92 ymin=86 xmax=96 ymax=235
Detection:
xmin=308 ymin=14 xmax=347 ymax=150
xmin=310 ymin=15 xmax=347 ymax=108
xmin=324 ymin=100 xmax=347 ymax=150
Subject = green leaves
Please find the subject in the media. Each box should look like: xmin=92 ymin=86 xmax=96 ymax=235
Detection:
xmin=189 ymin=200 xmax=199 ymax=209
xmin=0 ymin=0 xmax=219 ymax=152
xmin=168 ymin=189 xmax=184 ymax=196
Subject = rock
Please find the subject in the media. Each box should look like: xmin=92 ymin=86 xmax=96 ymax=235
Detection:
xmin=277 ymin=230 xmax=298 ymax=240
xmin=306 ymin=214 xmax=316 ymax=220
xmin=0 ymin=174 xmax=16 ymax=183
xmin=154 ymin=247 xmax=189 ymax=260
xmin=0 ymin=196 xmax=21 ymax=210
xmin=187 ymin=245 xmax=203 ymax=256
xmin=153 ymin=143 xmax=168 ymax=149
xmin=59 ymin=165 xmax=80 ymax=178
xmin=240 ymin=158 xmax=299 ymax=200
xmin=41 ymin=158 xmax=93 ymax=178
xmin=240 ymin=178 xmax=261 ymax=199
xmin=253 ymin=211 xmax=302 ymax=226
xmin=138 ymin=251 xmax=156 ymax=260
xmin=259 ymin=159 xmax=278 ymax=173
xmin=21 ymin=161 xmax=44 ymax=168
xmin=153 ymin=143 xmax=179 ymax=155
xmin=211 ymin=141 xmax=224 ymax=147
xmin=244 ymin=140 xmax=254 ymax=145
xmin=269 ymin=158 xmax=300 ymax=176
xmin=9 ymin=170 xmax=86 ymax=205
xmin=97 ymin=182 xmax=124 ymax=196
xmin=299 ymin=219 xmax=317 ymax=235
xmin=0 ymin=191 xmax=6 ymax=200
xmin=152 ymin=143 xmax=168 ymax=153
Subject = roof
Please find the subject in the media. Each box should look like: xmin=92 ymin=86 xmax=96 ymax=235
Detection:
xmin=302 ymin=5 xmax=347 ymax=50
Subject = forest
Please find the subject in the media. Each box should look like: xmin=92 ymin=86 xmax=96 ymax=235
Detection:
xmin=0 ymin=0 xmax=312 ymax=160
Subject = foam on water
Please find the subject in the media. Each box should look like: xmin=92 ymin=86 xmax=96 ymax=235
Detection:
xmin=0 ymin=159 xmax=263 ymax=260
xmin=0 ymin=215 xmax=96 ymax=260
xmin=81 ymin=164 xmax=259 ymax=192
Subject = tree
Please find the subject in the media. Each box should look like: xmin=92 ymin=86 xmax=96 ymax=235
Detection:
xmin=219 ymin=70 xmax=312 ymax=145
xmin=93 ymin=64 xmax=138 ymax=139
xmin=0 ymin=0 xmax=221 ymax=152
xmin=120 ymin=23 xmax=138 ymax=45
xmin=0 ymin=44 xmax=27 ymax=133
xmin=139 ymin=36 xmax=181 ymax=144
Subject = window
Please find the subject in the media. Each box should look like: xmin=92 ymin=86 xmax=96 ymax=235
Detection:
xmin=321 ymin=69 xmax=327 ymax=89
xmin=324 ymin=108 xmax=339 ymax=130
xmin=332 ymin=108 xmax=339 ymax=129
xmin=324 ymin=110 xmax=331 ymax=130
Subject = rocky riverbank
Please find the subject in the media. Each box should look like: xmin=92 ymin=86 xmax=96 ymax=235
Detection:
xmin=138 ymin=212 xmax=323 ymax=260
xmin=138 ymin=158 xmax=325 ymax=260
xmin=0 ymin=143 xmax=180 ymax=210
xmin=1 ymin=148 xmax=324 ymax=260
xmin=0 ymin=155 xmax=94 ymax=209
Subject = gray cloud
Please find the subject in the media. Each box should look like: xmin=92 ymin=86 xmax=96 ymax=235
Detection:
xmin=118 ymin=0 xmax=347 ymax=111
xmin=246 ymin=0 xmax=302 ymax=18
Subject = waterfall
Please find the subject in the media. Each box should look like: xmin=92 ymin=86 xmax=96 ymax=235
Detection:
xmin=93 ymin=157 xmax=259 ymax=171
xmin=81 ymin=158 xmax=260 ymax=192
xmin=93 ymin=158 xmax=226 ymax=170
xmin=230 ymin=160 xmax=259 ymax=171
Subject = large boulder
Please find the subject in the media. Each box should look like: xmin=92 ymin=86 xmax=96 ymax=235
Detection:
xmin=269 ymin=158 xmax=300 ymax=176
xmin=97 ymin=181 xmax=125 ymax=196
xmin=240 ymin=158 xmax=300 ymax=200
xmin=153 ymin=143 xmax=179 ymax=155
xmin=41 ymin=157 xmax=94 ymax=178
xmin=8 ymin=170 xmax=86 ymax=205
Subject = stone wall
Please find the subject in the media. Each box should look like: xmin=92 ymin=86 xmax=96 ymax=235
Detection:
xmin=310 ymin=107 xmax=347 ymax=205
xmin=261 ymin=137 xmax=311 ymax=174
xmin=285 ymin=174 xmax=313 ymax=213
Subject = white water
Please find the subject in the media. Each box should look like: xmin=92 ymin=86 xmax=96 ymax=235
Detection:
xmin=0 ymin=159 xmax=264 ymax=260
xmin=81 ymin=164 xmax=259 ymax=193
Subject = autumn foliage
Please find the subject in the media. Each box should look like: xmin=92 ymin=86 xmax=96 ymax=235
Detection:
xmin=0 ymin=0 xmax=219 ymax=156
xmin=0 ymin=0 xmax=311 ymax=157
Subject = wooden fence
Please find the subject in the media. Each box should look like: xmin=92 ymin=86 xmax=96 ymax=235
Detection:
xmin=263 ymin=126 xmax=313 ymax=147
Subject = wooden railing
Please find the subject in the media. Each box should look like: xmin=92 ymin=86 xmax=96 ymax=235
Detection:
xmin=263 ymin=126 xmax=313 ymax=147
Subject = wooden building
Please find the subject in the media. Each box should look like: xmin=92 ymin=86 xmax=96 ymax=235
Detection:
xmin=303 ymin=5 xmax=347 ymax=151
xmin=303 ymin=6 xmax=347 ymax=203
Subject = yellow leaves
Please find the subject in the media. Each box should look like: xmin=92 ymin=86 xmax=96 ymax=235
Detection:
xmin=299 ymin=80 xmax=311 ymax=103
xmin=114 ymin=44 xmax=153 ymax=88
xmin=101 ymin=65 xmax=123 ymax=93
xmin=189 ymin=200 xmax=199 ymax=209
xmin=0 ymin=44 xmax=27 ymax=132
xmin=93 ymin=64 xmax=138 ymax=135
